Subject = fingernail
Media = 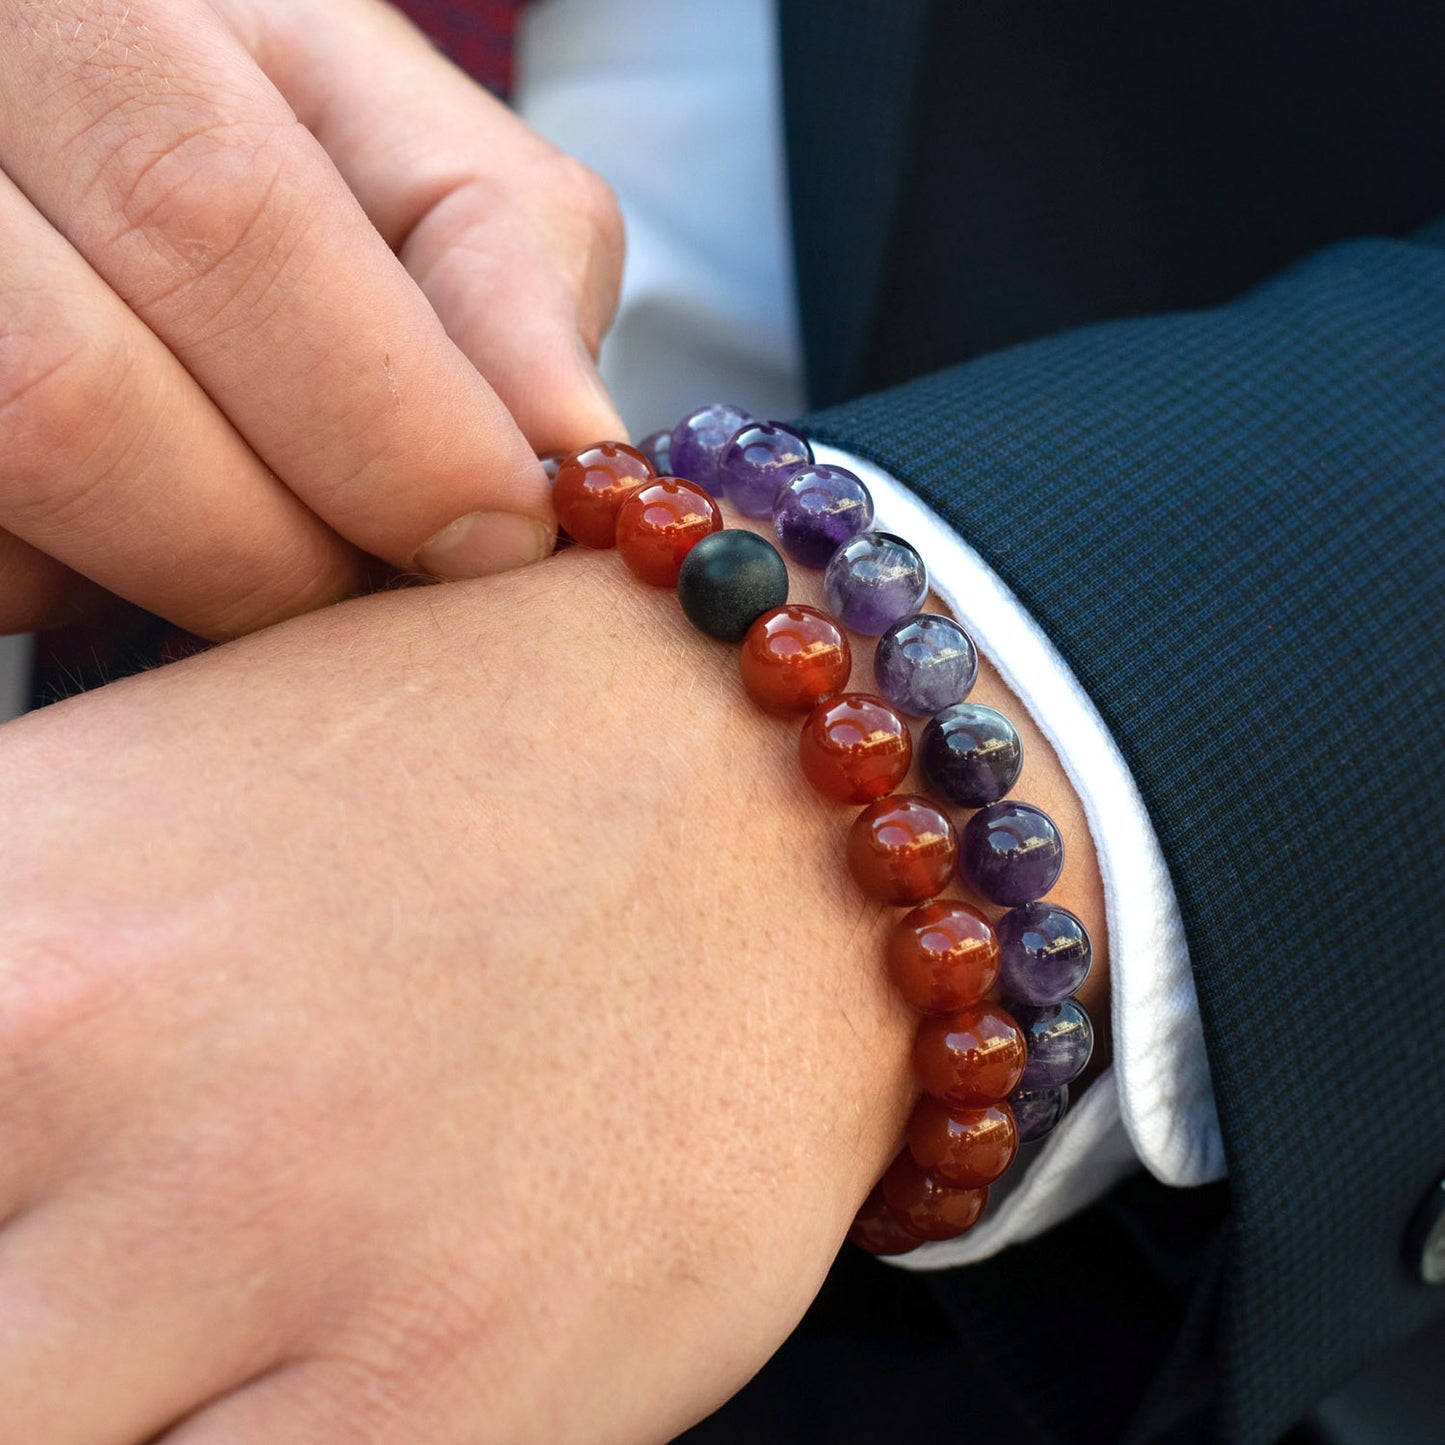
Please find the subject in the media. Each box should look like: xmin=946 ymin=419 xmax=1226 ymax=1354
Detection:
xmin=413 ymin=512 xmax=554 ymax=580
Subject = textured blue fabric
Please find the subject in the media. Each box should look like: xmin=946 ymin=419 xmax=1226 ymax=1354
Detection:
xmin=802 ymin=227 xmax=1445 ymax=1443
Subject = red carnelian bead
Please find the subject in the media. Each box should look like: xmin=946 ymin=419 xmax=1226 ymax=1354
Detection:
xmin=740 ymin=605 xmax=852 ymax=716
xmin=846 ymin=794 xmax=957 ymax=905
xmin=798 ymin=693 xmax=912 ymax=804
xmin=887 ymin=900 xmax=1000 ymax=1014
xmin=614 ymin=478 xmax=722 ymax=586
xmin=912 ymin=1003 xmax=1027 ymax=1105
xmin=879 ymin=1152 xmax=988 ymax=1242
xmin=846 ymin=1184 xmax=924 ymax=1256
xmin=553 ymin=442 xmax=653 ymax=549
xmin=907 ymin=1096 xmax=1019 ymax=1189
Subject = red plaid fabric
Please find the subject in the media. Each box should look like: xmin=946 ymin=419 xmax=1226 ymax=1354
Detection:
xmin=389 ymin=0 xmax=528 ymax=98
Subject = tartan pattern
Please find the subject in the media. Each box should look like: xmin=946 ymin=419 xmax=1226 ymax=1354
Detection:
xmin=387 ymin=0 xmax=525 ymax=97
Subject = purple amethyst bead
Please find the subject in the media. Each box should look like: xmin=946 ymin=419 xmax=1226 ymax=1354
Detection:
xmin=638 ymin=428 xmax=673 ymax=475
xmin=921 ymin=703 xmax=1021 ymax=808
xmin=823 ymin=531 xmax=928 ymax=636
xmin=1010 ymin=999 xmax=1094 ymax=1089
xmin=771 ymin=463 xmax=874 ymax=567
xmin=959 ymin=800 xmax=1064 ymax=906
xmin=670 ymin=402 xmax=753 ymax=496
xmin=717 ymin=421 xmax=813 ymax=518
xmin=997 ymin=903 xmax=1092 ymax=1005
xmin=877 ymin=614 xmax=979 ymax=718
xmin=1009 ymin=1083 xmax=1070 ymax=1143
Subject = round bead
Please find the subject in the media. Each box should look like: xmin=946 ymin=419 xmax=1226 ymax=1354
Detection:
xmin=772 ymin=464 xmax=875 ymax=568
xmin=886 ymin=900 xmax=1000 ymax=1014
xmin=637 ymin=428 xmax=673 ymax=475
xmin=875 ymin=614 xmax=979 ymax=717
xmin=676 ymin=529 xmax=789 ymax=642
xmin=552 ymin=442 xmax=654 ymax=549
xmin=920 ymin=703 xmax=1022 ymax=808
xmin=718 ymin=421 xmax=813 ymax=518
xmin=670 ymin=402 xmax=753 ymax=496
xmin=912 ymin=1002 xmax=1027 ymax=1106
xmin=880 ymin=1152 xmax=989 ymax=1242
xmin=907 ymin=1096 xmax=1019 ymax=1189
xmin=823 ymin=532 xmax=929 ymax=636
xmin=996 ymin=903 xmax=1092 ymax=1006
xmin=614 ymin=479 xmax=722 ymax=587
xmin=846 ymin=794 xmax=958 ymax=905
xmin=1009 ymin=1083 xmax=1070 ymax=1143
xmin=847 ymin=1184 xmax=923 ymax=1256
xmin=959 ymin=801 xmax=1064 ymax=906
xmin=739 ymin=605 xmax=851 ymax=716
xmin=798 ymin=693 xmax=912 ymax=804
xmin=1011 ymin=999 xmax=1095 ymax=1090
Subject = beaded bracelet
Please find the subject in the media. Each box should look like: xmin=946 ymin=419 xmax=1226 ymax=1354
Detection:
xmin=550 ymin=403 xmax=1094 ymax=1256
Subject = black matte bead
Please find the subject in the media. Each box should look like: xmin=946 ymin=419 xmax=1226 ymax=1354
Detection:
xmin=677 ymin=529 xmax=789 ymax=642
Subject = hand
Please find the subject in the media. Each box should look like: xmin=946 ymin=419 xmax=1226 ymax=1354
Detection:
xmin=0 ymin=0 xmax=625 ymax=639
xmin=0 ymin=538 xmax=1107 ymax=1443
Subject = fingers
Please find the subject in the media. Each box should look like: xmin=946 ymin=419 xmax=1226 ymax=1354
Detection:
xmin=0 ymin=0 xmax=553 ymax=582
xmin=0 ymin=529 xmax=110 ymax=636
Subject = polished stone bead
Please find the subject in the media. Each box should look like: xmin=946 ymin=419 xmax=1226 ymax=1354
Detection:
xmin=1009 ymin=1083 xmax=1070 ymax=1143
xmin=823 ymin=532 xmax=929 ymax=636
xmin=637 ymin=429 xmax=673 ymax=475
xmin=959 ymin=801 xmax=1064 ymax=906
xmin=552 ymin=442 xmax=654 ymax=550
xmin=718 ymin=421 xmax=813 ymax=518
xmin=875 ymin=614 xmax=978 ymax=717
xmin=847 ymin=1184 xmax=924 ymax=1255
xmin=614 ymin=479 xmax=722 ymax=587
xmin=920 ymin=703 xmax=1022 ymax=808
xmin=907 ymin=1096 xmax=1019 ymax=1189
xmin=880 ymin=1152 xmax=989 ymax=1241
xmin=886 ymin=900 xmax=1000 ymax=1014
xmin=1012 ymin=998 xmax=1095 ymax=1089
xmin=676 ymin=529 xmax=788 ymax=641
xmin=798 ymin=692 xmax=912 ymax=803
xmin=669 ymin=402 xmax=753 ymax=496
xmin=846 ymin=794 xmax=958 ymax=905
xmin=771 ymin=464 xmax=875 ymax=568
xmin=912 ymin=1002 xmax=1027 ymax=1105
xmin=996 ymin=903 xmax=1092 ymax=1006
xmin=740 ymin=605 xmax=851 ymax=716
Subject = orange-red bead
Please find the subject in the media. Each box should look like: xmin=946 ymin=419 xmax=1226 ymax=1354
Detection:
xmin=798 ymin=692 xmax=912 ymax=804
xmin=846 ymin=794 xmax=957 ymax=905
xmin=740 ymin=605 xmax=851 ymax=716
xmin=552 ymin=442 xmax=653 ymax=549
xmin=880 ymin=1152 xmax=988 ymax=1242
xmin=907 ymin=1097 xmax=1019 ymax=1189
xmin=912 ymin=1003 xmax=1027 ymax=1105
xmin=614 ymin=478 xmax=722 ymax=586
xmin=846 ymin=1184 xmax=924 ymax=1256
xmin=887 ymin=901 xmax=1000 ymax=1014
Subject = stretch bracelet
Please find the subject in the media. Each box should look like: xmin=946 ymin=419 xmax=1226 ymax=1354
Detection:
xmin=549 ymin=404 xmax=1094 ymax=1256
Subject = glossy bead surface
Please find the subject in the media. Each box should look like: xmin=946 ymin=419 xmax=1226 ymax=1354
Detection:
xmin=907 ymin=1096 xmax=1019 ymax=1189
xmin=875 ymin=614 xmax=979 ymax=717
xmin=772 ymin=464 xmax=874 ymax=568
xmin=997 ymin=903 xmax=1092 ymax=1005
xmin=614 ymin=479 xmax=722 ymax=587
xmin=670 ymin=402 xmax=753 ymax=496
xmin=718 ymin=421 xmax=813 ymax=518
xmin=880 ymin=1152 xmax=989 ymax=1241
xmin=552 ymin=442 xmax=654 ymax=549
xmin=886 ymin=900 xmax=1000 ymax=1014
xmin=798 ymin=693 xmax=912 ymax=804
xmin=823 ymin=532 xmax=929 ymax=636
xmin=846 ymin=794 xmax=958 ymax=905
xmin=1010 ymin=1083 xmax=1070 ymax=1143
xmin=637 ymin=428 xmax=673 ymax=475
xmin=921 ymin=703 xmax=1022 ymax=808
xmin=847 ymin=1185 xmax=923 ymax=1255
xmin=739 ymin=605 xmax=851 ymax=716
xmin=913 ymin=1003 xmax=1027 ymax=1105
xmin=1012 ymin=999 xmax=1095 ymax=1089
xmin=676 ymin=529 xmax=789 ymax=641
xmin=959 ymin=801 xmax=1064 ymax=906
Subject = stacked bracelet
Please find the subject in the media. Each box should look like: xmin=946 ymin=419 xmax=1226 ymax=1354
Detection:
xmin=552 ymin=403 xmax=1094 ymax=1257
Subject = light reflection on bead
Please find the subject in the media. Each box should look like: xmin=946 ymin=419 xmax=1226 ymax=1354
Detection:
xmin=823 ymin=532 xmax=929 ymax=636
xmin=886 ymin=901 xmax=1000 ymax=1014
xmin=1009 ymin=1083 xmax=1070 ymax=1143
xmin=846 ymin=794 xmax=958 ymax=905
xmin=996 ymin=903 xmax=1092 ymax=1005
xmin=1011 ymin=999 xmax=1095 ymax=1089
xmin=670 ymin=403 xmax=753 ymax=496
xmin=771 ymin=463 xmax=874 ymax=568
xmin=740 ymin=605 xmax=851 ymax=716
xmin=875 ymin=613 xmax=978 ymax=717
xmin=552 ymin=442 xmax=654 ymax=549
xmin=912 ymin=1003 xmax=1028 ymax=1105
xmin=906 ymin=1096 xmax=1019 ymax=1189
xmin=614 ymin=479 xmax=722 ymax=587
xmin=880 ymin=1151 xmax=989 ymax=1241
xmin=718 ymin=421 xmax=813 ymax=518
xmin=798 ymin=692 xmax=912 ymax=804
xmin=959 ymin=801 xmax=1064 ymax=906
